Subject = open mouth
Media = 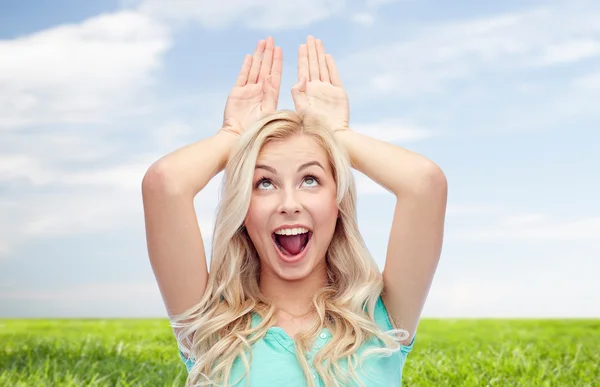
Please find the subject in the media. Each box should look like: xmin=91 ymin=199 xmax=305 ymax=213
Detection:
xmin=271 ymin=229 xmax=313 ymax=258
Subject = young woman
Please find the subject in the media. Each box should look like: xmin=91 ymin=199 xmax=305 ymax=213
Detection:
xmin=142 ymin=36 xmax=447 ymax=386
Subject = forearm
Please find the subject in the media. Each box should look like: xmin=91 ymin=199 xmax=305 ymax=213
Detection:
xmin=334 ymin=130 xmax=445 ymax=197
xmin=144 ymin=130 xmax=239 ymax=198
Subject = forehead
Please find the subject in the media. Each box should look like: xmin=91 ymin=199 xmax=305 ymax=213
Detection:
xmin=257 ymin=135 xmax=329 ymax=167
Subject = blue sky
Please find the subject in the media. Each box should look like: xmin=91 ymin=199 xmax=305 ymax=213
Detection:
xmin=1 ymin=0 xmax=598 ymax=318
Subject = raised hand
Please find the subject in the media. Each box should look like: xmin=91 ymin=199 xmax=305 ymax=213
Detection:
xmin=291 ymin=36 xmax=350 ymax=132
xmin=221 ymin=37 xmax=283 ymax=136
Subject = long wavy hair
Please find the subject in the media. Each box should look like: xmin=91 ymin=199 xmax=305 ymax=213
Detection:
xmin=170 ymin=110 xmax=408 ymax=387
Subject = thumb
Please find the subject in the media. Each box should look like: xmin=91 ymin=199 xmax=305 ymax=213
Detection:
xmin=291 ymin=76 xmax=308 ymax=112
xmin=298 ymin=76 xmax=307 ymax=92
xmin=291 ymin=76 xmax=306 ymax=97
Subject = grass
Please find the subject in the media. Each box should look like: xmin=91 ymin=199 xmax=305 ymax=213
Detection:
xmin=1 ymin=318 xmax=598 ymax=386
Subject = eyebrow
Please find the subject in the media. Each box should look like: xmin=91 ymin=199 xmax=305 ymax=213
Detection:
xmin=255 ymin=161 xmax=325 ymax=174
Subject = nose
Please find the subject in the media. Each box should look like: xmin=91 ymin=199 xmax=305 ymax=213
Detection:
xmin=277 ymin=188 xmax=302 ymax=214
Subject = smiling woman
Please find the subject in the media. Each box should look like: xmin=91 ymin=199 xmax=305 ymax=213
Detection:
xmin=245 ymin=132 xmax=339 ymax=282
xmin=141 ymin=35 xmax=447 ymax=387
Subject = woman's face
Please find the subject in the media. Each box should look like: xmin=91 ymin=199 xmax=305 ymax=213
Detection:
xmin=244 ymin=134 xmax=339 ymax=282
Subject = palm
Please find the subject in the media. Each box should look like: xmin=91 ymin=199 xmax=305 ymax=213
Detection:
xmin=296 ymin=81 xmax=349 ymax=131
xmin=292 ymin=37 xmax=350 ymax=133
xmin=224 ymin=83 xmax=268 ymax=132
xmin=221 ymin=37 xmax=282 ymax=136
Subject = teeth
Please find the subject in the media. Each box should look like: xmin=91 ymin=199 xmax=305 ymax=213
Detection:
xmin=274 ymin=227 xmax=310 ymax=236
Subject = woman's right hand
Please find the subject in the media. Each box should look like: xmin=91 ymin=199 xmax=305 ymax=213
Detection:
xmin=221 ymin=36 xmax=283 ymax=136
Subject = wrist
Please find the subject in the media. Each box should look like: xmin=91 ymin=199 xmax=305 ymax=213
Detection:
xmin=220 ymin=115 xmax=246 ymax=136
xmin=216 ymin=128 xmax=240 ymax=142
xmin=333 ymin=126 xmax=350 ymax=134
xmin=214 ymin=130 xmax=240 ymax=165
xmin=331 ymin=127 xmax=357 ymax=165
xmin=218 ymin=125 xmax=242 ymax=138
xmin=332 ymin=126 xmax=352 ymax=139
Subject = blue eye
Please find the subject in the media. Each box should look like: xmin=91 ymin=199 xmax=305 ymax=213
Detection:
xmin=256 ymin=178 xmax=274 ymax=190
xmin=255 ymin=176 xmax=320 ymax=190
xmin=303 ymin=175 xmax=320 ymax=187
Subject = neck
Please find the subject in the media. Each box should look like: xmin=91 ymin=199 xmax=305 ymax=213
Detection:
xmin=259 ymin=262 xmax=327 ymax=316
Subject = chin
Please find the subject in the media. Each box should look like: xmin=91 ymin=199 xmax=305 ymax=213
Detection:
xmin=269 ymin=252 xmax=314 ymax=281
xmin=273 ymin=262 xmax=315 ymax=281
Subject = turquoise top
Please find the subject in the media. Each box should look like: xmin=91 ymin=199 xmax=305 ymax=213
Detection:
xmin=179 ymin=296 xmax=415 ymax=386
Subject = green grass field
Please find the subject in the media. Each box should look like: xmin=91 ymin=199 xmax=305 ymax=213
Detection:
xmin=1 ymin=318 xmax=598 ymax=386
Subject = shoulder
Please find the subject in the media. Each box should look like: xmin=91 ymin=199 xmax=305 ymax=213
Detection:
xmin=179 ymin=349 xmax=195 ymax=373
xmin=374 ymin=295 xmax=416 ymax=354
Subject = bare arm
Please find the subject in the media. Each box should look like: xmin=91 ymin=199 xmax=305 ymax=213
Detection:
xmin=334 ymin=130 xmax=447 ymax=345
xmin=142 ymin=131 xmax=238 ymax=317
xmin=293 ymin=36 xmax=447 ymax=345
xmin=141 ymin=36 xmax=283 ymax=319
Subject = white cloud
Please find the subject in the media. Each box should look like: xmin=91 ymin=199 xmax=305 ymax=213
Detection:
xmin=341 ymin=2 xmax=600 ymax=99
xmin=350 ymin=122 xmax=431 ymax=196
xmin=0 ymin=186 xmax=145 ymax=260
xmin=355 ymin=171 xmax=388 ymax=196
xmin=571 ymin=69 xmax=600 ymax=90
xmin=0 ymin=282 xmax=161 ymax=302
xmin=446 ymin=203 xmax=507 ymax=217
xmin=0 ymin=131 xmax=125 ymax=187
xmin=137 ymin=0 xmax=345 ymax=29
xmin=454 ymin=215 xmax=600 ymax=241
xmin=2 ymin=0 xmax=597 ymax=320
xmin=0 ymin=147 xmax=222 ymax=259
xmin=352 ymin=121 xmax=433 ymax=143
xmin=0 ymin=61 xmax=225 ymax=260
xmin=0 ymin=10 xmax=170 ymax=128
xmin=530 ymin=39 xmax=600 ymax=67
xmin=0 ymin=144 xmax=153 ymax=190
xmin=153 ymin=120 xmax=196 ymax=152
xmin=351 ymin=12 xmax=375 ymax=27
xmin=366 ymin=0 xmax=402 ymax=6
xmin=0 ymin=3 xmax=222 ymax=260
xmin=424 ymin=274 xmax=600 ymax=318
xmin=425 ymin=239 xmax=600 ymax=318
xmin=497 ymin=213 xmax=548 ymax=227
xmin=0 ymin=282 xmax=167 ymax=318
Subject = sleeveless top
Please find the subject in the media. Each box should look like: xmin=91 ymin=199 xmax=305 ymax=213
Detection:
xmin=179 ymin=296 xmax=415 ymax=386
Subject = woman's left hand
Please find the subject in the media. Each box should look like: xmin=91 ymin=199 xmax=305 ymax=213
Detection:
xmin=291 ymin=36 xmax=350 ymax=133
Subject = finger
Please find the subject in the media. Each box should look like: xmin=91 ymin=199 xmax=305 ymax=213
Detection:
xmin=259 ymin=36 xmax=274 ymax=83
xmin=234 ymin=54 xmax=252 ymax=86
xmin=306 ymin=36 xmax=320 ymax=82
xmin=270 ymin=46 xmax=283 ymax=99
xmin=248 ymin=39 xmax=266 ymax=84
xmin=325 ymin=54 xmax=343 ymax=87
xmin=315 ymin=39 xmax=330 ymax=83
xmin=298 ymin=44 xmax=309 ymax=83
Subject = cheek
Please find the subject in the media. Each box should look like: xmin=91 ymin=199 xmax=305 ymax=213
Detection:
xmin=245 ymin=196 xmax=271 ymax=236
xmin=310 ymin=192 xmax=339 ymax=228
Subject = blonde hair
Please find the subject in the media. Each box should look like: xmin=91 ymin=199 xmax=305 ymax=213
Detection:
xmin=171 ymin=110 xmax=409 ymax=386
